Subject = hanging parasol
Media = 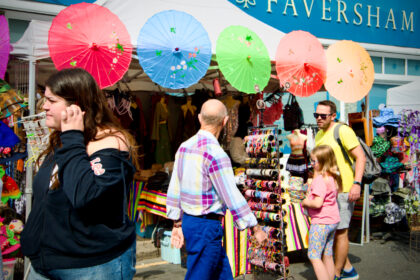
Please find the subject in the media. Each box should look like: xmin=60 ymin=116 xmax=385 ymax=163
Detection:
xmin=324 ymin=40 xmax=374 ymax=103
xmin=275 ymin=30 xmax=326 ymax=97
xmin=137 ymin=10 xmax=212 ymax=89
xmin=216 ymin=25 xmax=271 ymax=94
xmin=48 ymin=3 xmax=132 ymax=89
xmin=0 ymin=15 xmax=10 ymax=80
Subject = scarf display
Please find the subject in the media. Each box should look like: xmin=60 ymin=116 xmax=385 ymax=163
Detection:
xmin=137 ymin=187 xmax=167 ymax=217
xmin=223 ymin=210 xmax=248 ymax=278
xmin=283 ymin=203 xmax=311 ymax=252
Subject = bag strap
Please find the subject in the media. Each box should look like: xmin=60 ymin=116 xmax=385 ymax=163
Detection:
xmin=121 ymin=161 xmax=129 ymax=224
xmin=290 ymin=94 xmax=297 ymax=105
xmin=286 ymin=93 xmax=293 ymax=105
xmin=333 ymin=124 xmax=354 ymax=166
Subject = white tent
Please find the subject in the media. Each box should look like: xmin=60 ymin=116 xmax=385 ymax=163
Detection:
xmin=386 ymin=80 xmax=420 ymax=114
xmin=10 ymin=20 xmax=52 ymax=60
xmin=10 ymin=0 xmax=288 ymax=93
xmin=96 ymin=0 xmax=285 ymax=60
xmin=11 ymin=0 xmax=285 ymax=60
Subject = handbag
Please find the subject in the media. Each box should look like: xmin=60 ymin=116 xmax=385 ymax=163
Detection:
xmin=283 ymin=94 xmax=304 ymax=131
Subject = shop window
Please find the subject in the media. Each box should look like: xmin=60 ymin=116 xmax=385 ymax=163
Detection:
xmin=407 ymin=59 xmax=420 ymax=76
xmin=384 ymin=58 xmax=405 ymax=75
xmin=371 ymin=56 xmax=383 ymax=74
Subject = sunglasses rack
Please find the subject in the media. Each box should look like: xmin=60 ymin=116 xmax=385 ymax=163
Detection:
xmin=18 ymin=112 xmax=50 ymax=169
xmin=243 ymin=126 xmax=292 ymax=280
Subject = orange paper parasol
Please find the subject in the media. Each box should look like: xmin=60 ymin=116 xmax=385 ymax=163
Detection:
xmin=324 ymin=40 xmax=374 ymax=103
xmin=276 ymin=30 xmax=326 ymax=97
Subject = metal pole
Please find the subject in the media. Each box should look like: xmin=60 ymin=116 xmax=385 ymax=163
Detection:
xmin=24 ymin=56 xmax=36 ymax=278
xmin=365 ymin=95 xmax=370 ymax=144
xmin=365 ymin=183 xmax=370 ymax=243
xmin=25 ymin=57 xmax=35 ymax=220
xmin=340 ymin=101 xmax=346 ymax=123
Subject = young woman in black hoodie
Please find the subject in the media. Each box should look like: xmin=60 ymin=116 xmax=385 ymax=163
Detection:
xmin=21 ymin=68 xmax=139 ymax=280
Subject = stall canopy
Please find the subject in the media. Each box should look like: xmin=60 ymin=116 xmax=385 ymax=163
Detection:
xmin=97 ymin=0 xmax=284 ymax=60
xmin=12 ymin=0 xmax=285 ymax=60
xmin=386 ymin=80 xmax=420 ymax=114
xmin=10 ymin=0 xmax=287 ymax=93
xmin=10 ymin=20 xmax=51 ymax=60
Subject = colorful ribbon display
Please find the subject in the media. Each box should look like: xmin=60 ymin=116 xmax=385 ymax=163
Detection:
xmin=246 ymin=168 xmax=279 ymax=179
xmin=253 ymin=210 xmax=281 ymax=222
xmin=244 ymin=129 xmax=280 ymax=158
xmin=245 ymin=157 xmax=280 ymax=169
xmin=245 ymin=179 xmax=282 ymax=192
xmin=248 ymin=201 xmax=280 ymax=212
xmin=244 ymin=189 xmax=279 ymax=201
xmin=244 ymin=127 xmax=287 ymax=277
xmin=261 ymin=225 xmax=283 ymax=239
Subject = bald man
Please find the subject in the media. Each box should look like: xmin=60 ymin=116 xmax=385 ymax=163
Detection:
xmin=166 ymin=99 xmax=267 ymax=280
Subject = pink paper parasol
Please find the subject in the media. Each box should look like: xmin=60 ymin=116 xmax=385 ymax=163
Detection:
xmin=48 ymin=3 xmax=132 ymax=89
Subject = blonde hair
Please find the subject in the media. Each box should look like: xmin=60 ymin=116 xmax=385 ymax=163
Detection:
xmin=311 ymin=145 xmax=342 ymax=191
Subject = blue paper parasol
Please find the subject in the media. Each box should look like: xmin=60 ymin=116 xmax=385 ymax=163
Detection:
xmin=137 ymin=10 xmax=212 ymax=89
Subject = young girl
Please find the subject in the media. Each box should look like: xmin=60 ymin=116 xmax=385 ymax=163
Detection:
xmin=302 ymin=145 xmax=341 ymax=280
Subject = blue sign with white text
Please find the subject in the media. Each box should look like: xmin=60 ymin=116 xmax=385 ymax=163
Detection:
xmin=31 ymin=0 xmax=95 ymax=5
xmin=228 ymin=0 xmax=420 ymax=48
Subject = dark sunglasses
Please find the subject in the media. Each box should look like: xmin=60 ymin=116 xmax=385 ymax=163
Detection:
xmin=313 ymin=113 xmax=332 ymax=120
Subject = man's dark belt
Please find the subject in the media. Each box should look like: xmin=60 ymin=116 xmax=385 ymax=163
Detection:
xmin=195 ymin=213 xmax=223 ymax=221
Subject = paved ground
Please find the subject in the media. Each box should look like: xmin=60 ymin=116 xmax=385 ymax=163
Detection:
xmin=134 ymin=231 xmax=420 ymax=280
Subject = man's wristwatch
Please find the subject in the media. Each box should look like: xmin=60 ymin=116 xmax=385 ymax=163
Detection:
xmin=353 ymin=181 xmax=362 ymax=186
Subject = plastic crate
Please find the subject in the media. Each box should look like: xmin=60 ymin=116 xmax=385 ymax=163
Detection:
xmin=160 ymin=230 xmax=181 ymax=264
xmin=2 ymin=258 xmax=16 ymax=280
xmin=136 ymin=222 xmax=156 ymax=239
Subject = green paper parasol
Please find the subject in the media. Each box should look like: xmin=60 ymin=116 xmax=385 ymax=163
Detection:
xmin=216 ymin=25 xmax=271 ymax=94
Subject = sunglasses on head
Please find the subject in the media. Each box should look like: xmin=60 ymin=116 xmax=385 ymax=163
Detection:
xmin=313 ymin=113 xmax=332 ymax=120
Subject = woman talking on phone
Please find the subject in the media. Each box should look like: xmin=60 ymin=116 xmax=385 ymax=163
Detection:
xmin=21 ymin=68 xmax=139 ymax=280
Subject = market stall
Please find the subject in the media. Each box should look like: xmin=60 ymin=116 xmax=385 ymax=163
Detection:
xmin=387 ymin=80 xmax=420 ymax=114
xmin=4 ymin=1 xmax=419 ymax=279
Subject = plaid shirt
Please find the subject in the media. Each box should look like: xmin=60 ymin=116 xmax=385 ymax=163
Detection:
xmin=166 ymin=130 xmax=257 ymax=230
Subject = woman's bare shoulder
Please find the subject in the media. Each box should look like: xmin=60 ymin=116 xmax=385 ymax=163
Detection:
xmin=87 ymin=129 xmax=129 ymax=156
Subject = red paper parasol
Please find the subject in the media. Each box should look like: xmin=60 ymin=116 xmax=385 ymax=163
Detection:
xmin=0 ymin=15 xmax=10 ymax=80
xmin=48 ymin=3 xmax=132 ymax=89
xmin=275 ymin=30 xmax=326 ymax=97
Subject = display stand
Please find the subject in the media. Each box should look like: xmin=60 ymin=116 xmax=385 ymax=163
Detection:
xmin=243 ymin=125 xmax=292 ymax=280
xmin=349 ymin=184 xmax=370 ymax=246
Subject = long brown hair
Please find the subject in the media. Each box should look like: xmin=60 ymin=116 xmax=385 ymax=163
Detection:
xmin=311 ymin=145 xmax=342 ymax=191
xmin=38 ymin=68 xmax=139 ymax=188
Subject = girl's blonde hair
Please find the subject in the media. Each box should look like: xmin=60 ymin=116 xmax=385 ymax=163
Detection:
xmin=311 ymin=145 xmax=342 ymax=191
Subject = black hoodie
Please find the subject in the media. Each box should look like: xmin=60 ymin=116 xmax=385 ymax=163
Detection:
xmin=21 ymin=130 xmax=136 ymax=270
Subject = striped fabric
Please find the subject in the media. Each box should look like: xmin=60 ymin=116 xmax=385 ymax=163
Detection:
xmin=137 ymin=190 xmax=250 ymax=276
xmin=283 ymin=203 xmax=311 ymax=251
xmin=223 ymin=210 xmax=249 ymax=278
xmin=128 ymin=180 xmax=145 ymax=222
xmin=166 ymin=130 xmax=257 ymax=230
xmin=137 ymin=189 xmax=167 ymax=217
xmin=351 ymin=191 xmax=365 ymax=221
